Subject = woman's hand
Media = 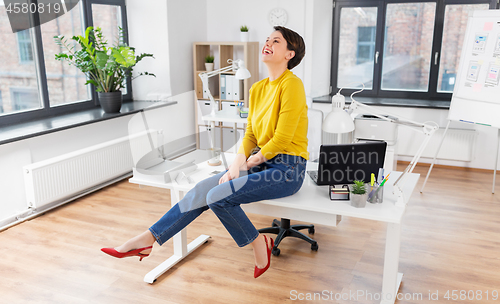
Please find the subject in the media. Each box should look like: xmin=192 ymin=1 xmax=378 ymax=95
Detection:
xmin=219 ymin=153 xmax=248 ymax=184
xmin=246 ymin=151 xmax=267 ymax=169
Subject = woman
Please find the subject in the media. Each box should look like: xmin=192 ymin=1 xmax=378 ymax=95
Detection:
xmin=102 ymin=26 xmax=308 ymax=278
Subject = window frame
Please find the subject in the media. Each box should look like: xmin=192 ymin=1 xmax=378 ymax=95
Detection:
xmin=0 ymin=0 xmax=130 ymax=127
xmin=330 ymin=0 xmax=498 ymax=105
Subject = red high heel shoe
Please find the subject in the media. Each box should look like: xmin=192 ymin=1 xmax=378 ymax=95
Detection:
xmin=254 ymin=235 xmax=274 ymax=278
xmin=101 ymin=246 xmax=153 ymax=261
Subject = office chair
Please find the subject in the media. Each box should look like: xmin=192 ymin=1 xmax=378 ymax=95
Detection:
xmin=258 ymin=108 xmax=322 ymax=256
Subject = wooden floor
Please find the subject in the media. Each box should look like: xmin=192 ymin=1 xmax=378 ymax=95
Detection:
xmin=1 ymin=164 xmax=499 ymax=304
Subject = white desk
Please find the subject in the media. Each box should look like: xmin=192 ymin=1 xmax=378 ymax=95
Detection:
xmin=202 ymin=108 xmax=247 ymax=153
xmin=129 ymin=150 xmax=419 ymax=304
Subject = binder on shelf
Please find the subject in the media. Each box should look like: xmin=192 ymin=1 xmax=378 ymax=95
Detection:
xmin=220 ymin=74 xmax=226 ymax=100
xmin=202 ymin=77 xmax=218 ymax=99
xmin=233 ymin=78 xmax=243 ymax=100
xmin=225 ymin=75 xmax=234 ymax=100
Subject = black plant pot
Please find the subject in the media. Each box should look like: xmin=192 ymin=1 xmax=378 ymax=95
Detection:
xmin=98 ymin=91 xmax=123 ymax=113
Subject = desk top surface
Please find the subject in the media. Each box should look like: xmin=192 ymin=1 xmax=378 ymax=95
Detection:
xmin=129 ymin=150 xmax=419 ymax=224
xmin=201 ymin=108 xmax=248 ymax=124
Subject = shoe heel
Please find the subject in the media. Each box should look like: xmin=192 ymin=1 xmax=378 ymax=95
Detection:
xmin=138 ymin=253 xmax=149 ymax=261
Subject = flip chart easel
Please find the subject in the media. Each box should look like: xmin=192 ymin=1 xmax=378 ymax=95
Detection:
xmin=421 ymin=10 xmax=500 ymax=194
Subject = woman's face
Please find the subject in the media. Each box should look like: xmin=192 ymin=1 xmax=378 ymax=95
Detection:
xmin=261 ymin=30 xmax=294 ymax=67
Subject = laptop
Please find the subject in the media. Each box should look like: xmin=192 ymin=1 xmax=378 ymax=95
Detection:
xmin=307 ymin=142 xmax=387 ymax=185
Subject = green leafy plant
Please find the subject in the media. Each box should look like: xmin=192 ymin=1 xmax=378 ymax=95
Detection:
xmin=240 ymin=25 xmax=249 ymax=32
xmin=205 ymin=54 xmax=214 ymax=63
xmin=53 ymin=26 xmax=155 ymax=93
xmin=351 ymin=180 xmax=367 ymax=195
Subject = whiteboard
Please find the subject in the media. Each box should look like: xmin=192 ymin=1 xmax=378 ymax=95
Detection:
xmin=449 ymin=10 xmax=500 ymax=129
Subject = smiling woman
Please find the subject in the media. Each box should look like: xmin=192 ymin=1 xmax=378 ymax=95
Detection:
xmin=101 ymin=26 xmax=309 ymax=280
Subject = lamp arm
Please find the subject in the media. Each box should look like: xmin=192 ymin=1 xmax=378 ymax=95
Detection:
xmin=198 ymin=65 xmax=236 ymax=115
xmin=199 ymin=65 xmax=234 ymax=79
xmin=347 ymin=97 xmax=438 ymax=207
xmin=392 ymin=132 xmax=433 ymax=206
xmin=348 ymin=99 xmax=438 ymax=136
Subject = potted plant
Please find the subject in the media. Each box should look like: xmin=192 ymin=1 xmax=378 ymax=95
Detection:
xmin=350 ymin=180 xmax=368 ymax=208
xmin=240 ymin=25 xmax=249 ymax=42
xmin=205 ymin=54 xmax=214 ymax=72
xmin=54 ymin=26 xmax=155 ymax=113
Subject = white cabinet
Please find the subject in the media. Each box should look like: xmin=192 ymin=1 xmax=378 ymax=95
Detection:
xmin=222 ymin=128 xmax=244 ymax=152
xmin=198 ymin=126 xmax=221 ymax=150
xmin=197 ymin=100 xmax=219 ymax=126
xmin=221 ymin=101 xmax=245 ymax=128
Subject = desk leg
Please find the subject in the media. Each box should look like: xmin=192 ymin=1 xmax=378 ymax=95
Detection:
xmin=380 ymin=222 xmax=403 ymax=304
xmin=210 ymin=121 xmax=216 ymax=151
xmin=144 ymin=190 xmax=211 ymax=284
xmin=233 ymin=122 xmax=238 ymax=154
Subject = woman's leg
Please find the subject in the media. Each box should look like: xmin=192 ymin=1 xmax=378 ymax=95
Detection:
xmin=207 ymin=155 xmax=306 ymax=267
xmin=113 ymin=171 xmax=225 ymax=253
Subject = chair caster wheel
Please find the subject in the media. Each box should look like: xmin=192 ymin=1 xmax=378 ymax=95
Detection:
xmin=272 ymin=247 xmax=281 ymax=256
xmin=308 ymin=227 xmax=315 ymax=234
xmin=311 ymin=243 xmax=318 ymax=251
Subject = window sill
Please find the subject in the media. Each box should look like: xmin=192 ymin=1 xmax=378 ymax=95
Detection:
xmin=312 ymin=95 xmax=451 ymax=109
xmin=0 ymin=100 xmax=177 ymax=146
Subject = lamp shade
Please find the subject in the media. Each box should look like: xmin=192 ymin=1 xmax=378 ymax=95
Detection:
xmin=322 ymin=93 xmax=355 ymax=134
xmin=322 ymin=109 xmax=355 ymax=133
xmin=235 ymin=67 xmax=251 ymax=79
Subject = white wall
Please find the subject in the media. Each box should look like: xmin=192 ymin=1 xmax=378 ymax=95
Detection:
xmin=126 ymin=0 xmax=172 ymax=99
xmin=0 ymin=117 xmax=130 ymax=221
xmin=206 ymin=0 xmax=307 ymax=81
xmin=127 ymin=0 xmax=208 ymax=98
xmin=166 ymin=0 xmax=207 ymax=96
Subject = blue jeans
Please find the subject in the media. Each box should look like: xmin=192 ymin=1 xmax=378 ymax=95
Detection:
xmin=149 ymin=153 xmax=307 ymax=247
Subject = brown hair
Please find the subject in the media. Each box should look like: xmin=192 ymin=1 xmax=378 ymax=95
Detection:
xmin=273 ymin=26 xmax=306 ymax=70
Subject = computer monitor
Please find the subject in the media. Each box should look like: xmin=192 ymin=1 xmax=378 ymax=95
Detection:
xmin=308 ymin=142 xmax=387 ymax=185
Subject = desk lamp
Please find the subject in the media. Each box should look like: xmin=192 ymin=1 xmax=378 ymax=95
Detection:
xmin=323 ymin=84 xmax=439 ymax=206
xmin=198 ymin=59 xmax=251 ymax=116
xmin=198 ymin=59 xmax=251 ymax=165
xmin=322 ymin=91 xmax=355 ymax=144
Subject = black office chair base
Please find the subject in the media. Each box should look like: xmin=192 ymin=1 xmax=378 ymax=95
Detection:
xmin=258 ymin=218 xmax=318 ymax=256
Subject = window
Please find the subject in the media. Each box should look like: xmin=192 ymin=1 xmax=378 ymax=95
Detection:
xmin=337 ymin=7 xmax=378 ymax=90
xmin=331 ymin=0 xmax=497 ymax=104
xmin=41 ymin=1 xmax=90 ymax=107
xmin=0 ymin=0 xmax=129 ymax=126
xmin=11 ymin=88 xmax=39 ymax=111
xmin=381 ymin=3 xmax=436 ymax=92
xmin=357 ymin=26 xmax=376 ymax=64
xmin=17 ymin=30 xmax=34 ymax=63
xmin=91 ymin=3 xmax=128 ymax=95
xmin=438 ymin=3 xmax=490 ymax=92
xmin=1 ymin=15 xmax=41 ymax=115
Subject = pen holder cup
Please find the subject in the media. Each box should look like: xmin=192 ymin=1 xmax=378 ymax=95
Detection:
xmin=368 ymin=184 xmax=384 ymax=204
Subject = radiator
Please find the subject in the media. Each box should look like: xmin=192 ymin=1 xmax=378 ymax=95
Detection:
xmin=23 ymin=131 xmax=157 ymax=209
xmin=398 ymin=128 xmax=476 ymax=162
